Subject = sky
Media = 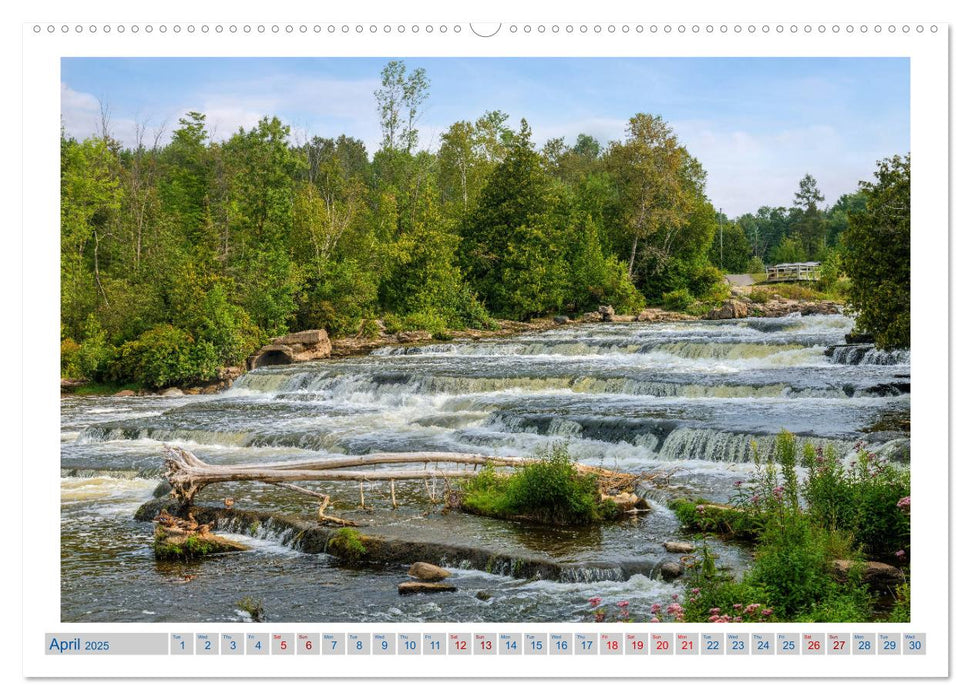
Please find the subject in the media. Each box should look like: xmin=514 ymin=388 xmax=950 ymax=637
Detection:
xmin=60 ymin=57 xmax=909 ymax=218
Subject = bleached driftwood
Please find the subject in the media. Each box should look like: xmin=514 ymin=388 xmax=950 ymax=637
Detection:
xmin=162 ymin=445 xmax=637 ymax=506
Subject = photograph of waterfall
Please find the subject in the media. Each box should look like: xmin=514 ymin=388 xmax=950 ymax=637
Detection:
xmin=59 ymin=56 xmax=911 ymax=624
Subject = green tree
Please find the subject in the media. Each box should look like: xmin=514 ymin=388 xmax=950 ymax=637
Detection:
xmin=606 ymin=114 xmax=692 ymax=277
xmin=843 ymin=154 xmax=910 ymax=349
xmin=459 ymin=120 xmax=560 ymax=316
xmin=710 ymin=217 xmax=752 ymax=273
xmin=375 ymin=61 xmax=429 ymax=154
xmin=791 ymin=174 xmax=826 ymax=260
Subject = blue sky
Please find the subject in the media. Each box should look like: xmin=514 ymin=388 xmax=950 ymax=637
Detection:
xmin=61 ymin=57 xmax=909 ymax=217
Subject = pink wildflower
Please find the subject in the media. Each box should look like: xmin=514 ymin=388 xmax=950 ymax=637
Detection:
xmin=762 ymin=608 xmax=773 ymax=617
xmin=650 ymin=603 xmax=662 ymax=614
xmin=896 ymin=549 xmax=907 ymax=560
xmin=650 ymin=617 xmax=660 ymax=623
xmin=691 ymin=588 xmax=700 ymax=594
xmin=588 ymin=596 xmax=602 ymax=607
xmin=709 ymin=607 xmax=721 ymax=615
xmin=733 ymin=603 xmax=743 ymax=610
xmin=733 ymin=616 xmax=742 ymax=623
xmin=617 ymin=600 xmax=630 ymax=609
xmin=897 ymin=496 xmax=911 ymax=511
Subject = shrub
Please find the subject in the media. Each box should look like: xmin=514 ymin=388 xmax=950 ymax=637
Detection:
xmin=669 ymin=429 xmax=901 ymax=622
xmin=768 ymin=283 xmax=821 ymax=301
xmin=747 ymin=287 xmax=771 ymax=304
xmin=746 ymin=256 xmax=766 ymax=274
xmin=402 ymin=310 xmax=452 ymax=340
xmin=669 ymin=499 xmax=762 ymax=539
xmin=75 ymin=315 xmax=115 ymax=380
xmin=461 ymin=448 xmax=616 ymax=525
xmin=803 ymin=444 xmax=910 ymax=557
xmin=113 ymin=325 xmax=220 ymax=389
xmin=60 ymin=338 xmax=81 ymax=378
xmin=661 ymin=289 xmax=694 ymax=312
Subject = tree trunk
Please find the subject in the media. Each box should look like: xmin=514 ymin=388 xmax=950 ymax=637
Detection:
xmin=163 ymin=446 xmax=635 ymax=505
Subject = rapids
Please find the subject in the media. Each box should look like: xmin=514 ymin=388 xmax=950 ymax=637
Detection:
xmin=60 ymin=314 xmax=910 ymax=622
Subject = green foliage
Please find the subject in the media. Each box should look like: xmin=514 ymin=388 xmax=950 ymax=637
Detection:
xmin=803 ymin=444 xmax=910 ymax=557
xmin=774 ymin=236 xmax=807 ymax=264
xmin=671 ymin=430 xmax=909 ymax=622
xmin=60 ymin=338 xmax=82 ymax=378
xmin=114 ymin=325 xmax=219 ymax=389
xmin=670 ymin=499 xmax=762 ymax=539
xmin=461 ymin=448 xmax=616 ymax=525
xmin=747 ymin=288 xmax=771 ymax=304
xmin=763 ymin=283 xmax=821 ymax=301
xmin=74 ymin=315 xmax=115 ymax=381
xmin=746 ymin=256 xmax=766 ymax=274
xmin=327 ymin=528 xmax=368 ymax=563
xmin=661 ymin=289 xmax=694 ymax=311
xmin=843 ymin=154 xmax=910 ymax=349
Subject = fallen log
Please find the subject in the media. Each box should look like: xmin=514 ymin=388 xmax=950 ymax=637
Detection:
xmin=162 ymin=446 xmax=644 ymax=506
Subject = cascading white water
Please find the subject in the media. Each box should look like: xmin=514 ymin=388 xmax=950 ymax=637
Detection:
xmin=60 ymin=313 xmax=910 ymax=623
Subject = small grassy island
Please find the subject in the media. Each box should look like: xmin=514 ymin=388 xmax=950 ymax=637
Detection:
xmin=458 ymin=448 xmax=632 ymax=525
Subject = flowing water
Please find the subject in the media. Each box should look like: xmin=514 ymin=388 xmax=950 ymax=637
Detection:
xmin=60 ymin=314 xmax=910 ymax=622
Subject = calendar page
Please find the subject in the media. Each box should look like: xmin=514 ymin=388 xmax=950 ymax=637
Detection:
xmin=19 ymin=1 xmax=951 ymax=681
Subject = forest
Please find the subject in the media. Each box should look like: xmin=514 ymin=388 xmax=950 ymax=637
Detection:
xmin=60 ymin=60 xmax=910 ymax=388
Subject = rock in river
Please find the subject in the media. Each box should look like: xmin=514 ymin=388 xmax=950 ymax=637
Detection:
xmin=659 ymin=561 xmax=684 ymax=581
xmin=408 ymin=561 xmax=451 ymax=582
xmin=663 ymin=541 xmax=696 ymax=554
xmin=398 ymin=581 xmax=457 ymax=595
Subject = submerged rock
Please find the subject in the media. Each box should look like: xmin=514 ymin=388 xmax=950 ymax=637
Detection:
xmin=408 ymin=561 xmax=451 ymax=581
xmin=553 ymin=315 xmax=571 ymax=325
xmin=114 ymin=389 xmax=136 ymax=397
xmin=398 ymin=581 xmax=457 ymax=595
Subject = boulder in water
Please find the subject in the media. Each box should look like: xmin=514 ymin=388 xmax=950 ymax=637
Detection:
xmin=601 ymin=492 xmax=648 ymax=513
xmin=553 ymin=315 xmax=571 ymax=325
xmin=114 ymin=389 xmax=136 ymax=397
xmin=598 ymin=305 xmax=615 ymax=321
xmin=663 ymin=541 xmax=696 ymax=554
xmin=398 ymin=581 xmax=457 ymax=595
xmin=408 ymin=561 xmax=451 ymax=581
xmin=160 ymin=387 xmax=184 ymax=397
xmin=659 ymin=561 xmax=683 ymax=580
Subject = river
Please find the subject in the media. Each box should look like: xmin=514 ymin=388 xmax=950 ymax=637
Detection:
xmin=60 ymin=313 xmax=910 ymax=623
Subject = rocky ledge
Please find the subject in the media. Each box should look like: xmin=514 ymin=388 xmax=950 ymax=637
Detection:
xmin=247 ymin=329 xmax=333 ymax=369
